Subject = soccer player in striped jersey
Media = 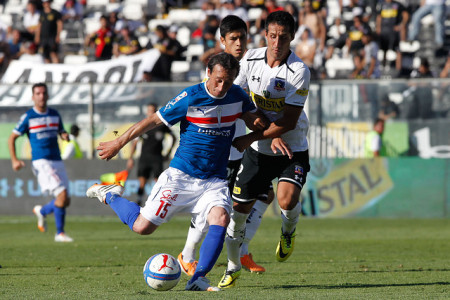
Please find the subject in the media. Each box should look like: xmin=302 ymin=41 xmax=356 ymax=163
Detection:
xmin=8 ymin=83 xmax=73 ymax=242
xmin=178 ymin=15 xmax=273 ymax=277
xmin=86 ymin=52 xmax=268 ymax=291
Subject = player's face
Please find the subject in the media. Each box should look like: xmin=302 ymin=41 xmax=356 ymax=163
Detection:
xmin=206 ymin=64 xmax=237 ymax=98
xmin=32 ymin=86 xmax=49 ymax=112
xmin=221 ymin=29 xmax=247 ymax=61
xmin=265 ymin=23 xmax=294 ymax=65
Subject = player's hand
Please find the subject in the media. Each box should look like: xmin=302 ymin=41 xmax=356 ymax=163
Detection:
xmin=12 ymin=159 xmax=25 ymax=171
xmin=97 ymin=140 xmax=121 ymax=161
xmin=232 ymin=135 xmax=254 ymax=152
xmin=271 ymin=137 xmax=293 ymax=159
xmin=253 ymin=117 xmax=268 ymax=131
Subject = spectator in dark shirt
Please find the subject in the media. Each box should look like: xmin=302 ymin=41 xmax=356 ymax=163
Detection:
xmin=35 ymin=0 xmax=63 ymax=63
xmin=378 ymin=94 xmax=400 ymax=120
xmin=346 ymin=14 xmax=371 ymax=56
xmin=147 ymin=25 xmax=183 ymax=81
xmin=8 ymin=28 xmax=23 ymax=60
xmin=202 ymin=15 xmax=220 ymax=53
xmin=376 ymin=0 xmax=409 ymax=71
xmin=112 ymin=25 xmax=142 ymax=58
xmin=85 ymin=15 xmax=114 ymax=61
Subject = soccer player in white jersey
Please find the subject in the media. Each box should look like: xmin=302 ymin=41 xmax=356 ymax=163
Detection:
xmin=218 ymin=11 xmax=311 ymax=288
xmin=8 ymin=83 xmax=73 ymax=242
xmin=86 ymin=53 xmax=268 ymax=291
xmin=178 ymin=15 xmax=278 ymax=276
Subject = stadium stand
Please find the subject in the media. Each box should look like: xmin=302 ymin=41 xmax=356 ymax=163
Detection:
xmin=0 ymin=0 xmax=448 ymax=81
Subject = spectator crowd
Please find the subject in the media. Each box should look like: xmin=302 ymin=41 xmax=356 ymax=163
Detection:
xmin=0 ymin=0 xmax=448 ymax=81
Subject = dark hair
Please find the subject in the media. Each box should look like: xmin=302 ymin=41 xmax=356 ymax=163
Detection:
xmin=220 ymin=15 xmax=247 ymax=38
xmin=266 ymin=10 xmax=295 ymax=37
xmin=32 ymin=83 xmax=48 ymax=94
xmin=207 ymin=52 xmax=240 ymax=76
xmin=420 ymin=57 xmax=430 ymax=69
xmin=70 ymin=124 xmax=80 ymax=136
xmin=374 ymin=118 xmax=384 ymax=126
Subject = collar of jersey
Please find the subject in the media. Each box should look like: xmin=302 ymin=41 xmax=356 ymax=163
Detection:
xmin=33 ymin=107 xmax=49 ymax=115
xmin=204 ymin=81 xmax=227 ymax=99
xmin=264 ymin=49 xmax=291 ymax=67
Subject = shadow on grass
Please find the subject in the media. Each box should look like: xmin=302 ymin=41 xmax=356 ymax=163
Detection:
xmin=266 ymin=281 xmax=450 ymax=289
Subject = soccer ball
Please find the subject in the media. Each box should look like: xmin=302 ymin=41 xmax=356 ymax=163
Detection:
xmin=143 ymin=253 xmax=181 ymax=291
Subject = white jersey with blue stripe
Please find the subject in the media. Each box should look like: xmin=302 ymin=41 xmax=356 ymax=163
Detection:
xmin=13 ymin=107 xmax=65 ymax=161
xmin=157 ymin=81 xmax=256 ymax=179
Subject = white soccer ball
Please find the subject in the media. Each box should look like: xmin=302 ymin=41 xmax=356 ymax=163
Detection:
xmin=143 ymin=253 xmax=181 ymax=291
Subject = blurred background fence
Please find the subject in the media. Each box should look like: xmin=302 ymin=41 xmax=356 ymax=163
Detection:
xmin=0 ymin=79 xmax=449 ymax=217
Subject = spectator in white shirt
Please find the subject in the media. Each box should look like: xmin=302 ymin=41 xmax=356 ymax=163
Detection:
xmin=22 ymin=1 xmax=41 ymax=41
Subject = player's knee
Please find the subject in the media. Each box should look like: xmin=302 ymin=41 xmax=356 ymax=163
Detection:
xmin=208 ymin=207 xmax=230 ymax=227
xmin=132 ymin=218 xmax=158 ymax=235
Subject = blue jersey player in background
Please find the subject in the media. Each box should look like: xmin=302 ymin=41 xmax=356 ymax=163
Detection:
xmin=86 ymin=52 xmax=268 ymax=291
xmin=8 ymin=83 xmax=74 ymax=242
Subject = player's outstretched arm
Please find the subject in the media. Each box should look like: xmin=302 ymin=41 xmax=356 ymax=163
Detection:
xmin=97 ymin=113 xmax=163 ymax=161
xmin=8 ymin=132 xmax=25 ymax=171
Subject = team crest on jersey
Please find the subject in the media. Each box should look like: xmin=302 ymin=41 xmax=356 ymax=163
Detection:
xmin=164 ymin=91 xmax=187 ymax=112
xmin=295 ymin=88 xmax=309 ymax=96
xmin=274 ymin=79 xmax=285 ymax=91
xmin=263 ymin=90 xmax=271 ymax=98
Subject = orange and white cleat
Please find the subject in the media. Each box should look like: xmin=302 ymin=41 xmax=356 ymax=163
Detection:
xmin=240 ymin=253 xmax=265 ymax=273
xmin=32 ymin=205 xmax=47 ymax=233
xmin=86 ymin=183 xmax=124 ymax=204
xmin=178 ymin=253 xmax=198 ymax=276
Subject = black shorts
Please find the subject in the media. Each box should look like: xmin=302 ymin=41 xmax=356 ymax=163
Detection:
xmin=226 ymin=159 xmax=241 ymax=193
xmin=41 ymin=41 xmax=59 ymax=59
xmin=379 ymin=31 xmax=400 ymax=52
xmin=232 ymin=147 xmax=310 ymax=203
xmin=137 ymin=158 xmax=163 ymax=179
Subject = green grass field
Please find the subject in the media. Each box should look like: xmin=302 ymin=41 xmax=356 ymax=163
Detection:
xmin=0 ymin=216 xmax=449 ymax=299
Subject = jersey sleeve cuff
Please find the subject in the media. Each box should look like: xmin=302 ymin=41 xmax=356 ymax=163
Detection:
xmin=156 ymin=111 xmax=172 ymax=127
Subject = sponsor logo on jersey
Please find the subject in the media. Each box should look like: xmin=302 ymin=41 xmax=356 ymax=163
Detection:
xmin=233 ymin=186 xmax=241 ymax=194
xmin=274 ymin=79 xmax=285 ymax=91
xmin=251 ymin=76 xmax=261 ymax=82
xmin=196 ymin=107 xmax=206 ymax=115
xmin=197 ymin=128 xmax=231 ymax=137
xmin=164 ymin=91 xmax=187 ymax=111
xmin=295 ymin=88 xmax=309 ymax=96
xmin=251 ymin=92 xmax=284 ymax=112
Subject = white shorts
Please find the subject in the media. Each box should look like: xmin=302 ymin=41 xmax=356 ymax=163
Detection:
xmin=31 ymin=159 xmax=69 ymax=198
xmin=140 ymin=167 xmax=231 ymax=232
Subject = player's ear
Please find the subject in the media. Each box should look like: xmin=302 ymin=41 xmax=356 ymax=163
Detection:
xmin=220 ymin=36 xmax=226 ymax=46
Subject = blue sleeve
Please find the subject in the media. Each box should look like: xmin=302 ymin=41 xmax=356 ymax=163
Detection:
xmin=57 ymin=111 xmax=66 ymax=134
xmin=237 ymin=88 xmax=256 ymax=113
xmin=158 ymin=89 xmax=190 ymax=126
xmin=13 ymin=113 xmax=29 ymax=135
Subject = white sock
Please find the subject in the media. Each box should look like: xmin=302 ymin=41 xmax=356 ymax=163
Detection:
xmin=240 ymin=201 xmax=269 ymax=256
xmin=280 ymin=201 xmax=302 ymax=234
xmin=226 ymin=210 xmax=248 ymax=271
xmin=181 ymin=225 xmax=206 ymax=262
